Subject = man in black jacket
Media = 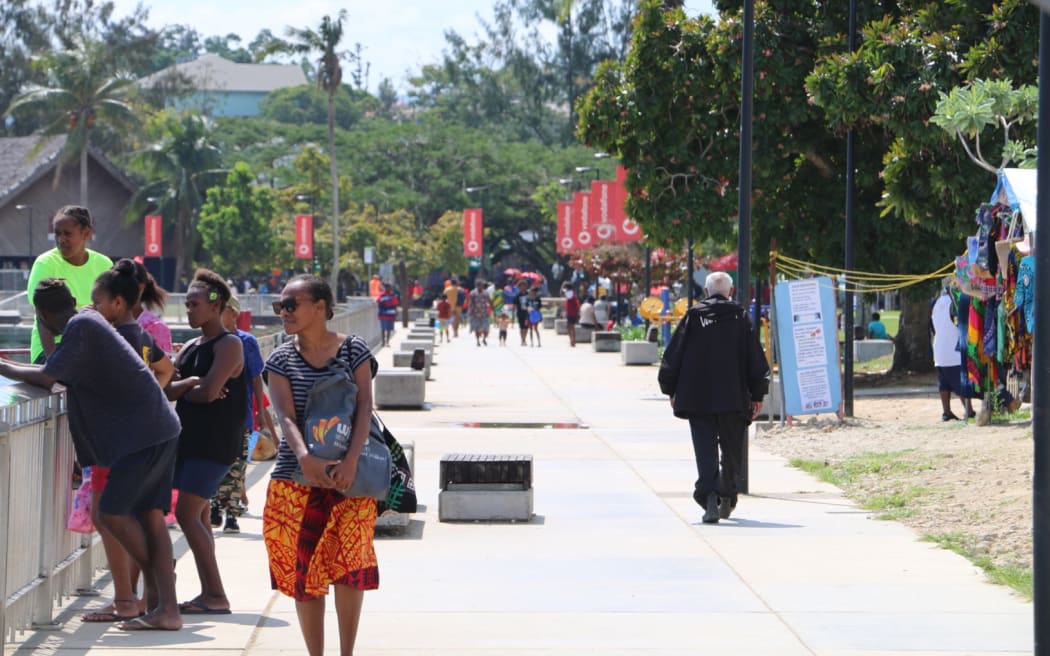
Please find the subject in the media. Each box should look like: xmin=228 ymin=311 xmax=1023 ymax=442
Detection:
xmin=658 ymin=272 xmax=770 ymax=523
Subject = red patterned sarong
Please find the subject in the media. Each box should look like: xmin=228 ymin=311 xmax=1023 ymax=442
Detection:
xmin=263 ymin=479 xmax=379 ymax=601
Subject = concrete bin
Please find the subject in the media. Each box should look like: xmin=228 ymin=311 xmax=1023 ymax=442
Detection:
xmin=855 ymin=339 xmax=894 ymax=362
xmin=621 ymin=341 xmax=658 ymax=365
xmin=374 ymin=370 xmax=426 ymax=409
xmin=575 ymin=326 xmax=593 ymax=343
xmin=392 ymin=349 xmax=431 ymax=380
xmin=554 ymin=318 xmax=568 ymax=335
xmin=592 ymin=331 xmax=622 ymax=353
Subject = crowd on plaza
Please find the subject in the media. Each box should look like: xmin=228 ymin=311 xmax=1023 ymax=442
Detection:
xmin=0 ymin=205 xmax=379 ymax=655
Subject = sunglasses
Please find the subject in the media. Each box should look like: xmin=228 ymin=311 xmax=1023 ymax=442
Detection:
xmin=272 ymin=298 xmax=300 ymax=315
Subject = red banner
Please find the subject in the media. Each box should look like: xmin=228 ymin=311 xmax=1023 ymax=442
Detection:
xmin=556 ymin=201 xmax=575 ymax=254
xmin=590 ymin=179 xmax=623 ymax=242
xmin=614 ymin=166 xmax=642 ymax=242
xmin=572 ymin=192 xmax=594 ymax=249
xmin=294 ymin=214 xmax=314 ymax=259
xmin=144 ymin=214 xmax=162 ymax=257
xmin=463 ymin=208 xmax=483 ymax=257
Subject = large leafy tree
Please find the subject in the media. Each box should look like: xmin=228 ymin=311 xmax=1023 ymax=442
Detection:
xmin=270 ymin=10 xmax=351 ymax=294
xmin=198 ymin=162 xmax=278 ymax=277
xmin=807 ymin=0 xmax=1039 ymax=371
xmin=129 ymin=112 xmax=225 ymax=288
xmin=6 ymin=36 xmax=137 ymax=206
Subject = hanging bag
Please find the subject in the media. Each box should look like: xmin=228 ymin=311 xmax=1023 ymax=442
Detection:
xmin=292 ymin=341 xmax=392 ymax=500
xmin=67 ymin=476 xmax=95 ymax=534
xmin=994 ymin=210 xmax=1023 ymax=278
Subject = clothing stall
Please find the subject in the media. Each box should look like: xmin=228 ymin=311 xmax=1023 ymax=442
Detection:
xmin=953 ymin=168 xmax=1037 ymax=423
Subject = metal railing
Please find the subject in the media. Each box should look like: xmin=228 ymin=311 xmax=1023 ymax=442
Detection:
xmin=0 ymin=297 xmax=379 ymax=643
xmin=0 ymin=386 xmax=106 ymax=643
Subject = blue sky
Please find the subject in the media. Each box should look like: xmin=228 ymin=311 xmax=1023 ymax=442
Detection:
xmin=108 ymin=0 xmax=716 ymax=93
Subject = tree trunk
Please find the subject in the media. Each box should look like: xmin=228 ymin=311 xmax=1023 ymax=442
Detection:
xmin=890 ymin=295 xmax=935 ymax=373
xmin=328 ymin=92 xmax=341 ymax=299
xmin=79 ymin=146 xmax=88 ymax=208
xmin=172 ymin=207 xmax=191 ymax=292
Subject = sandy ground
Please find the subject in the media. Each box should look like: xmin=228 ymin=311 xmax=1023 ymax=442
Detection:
xmin=753 ymin=391 xmax=1032 ymax=570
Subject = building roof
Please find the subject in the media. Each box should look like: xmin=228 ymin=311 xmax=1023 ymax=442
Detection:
xmin=0 ymin=135 xmax=134 ymax=207
xmin=139 ymin=53 xmax=308 ymax=93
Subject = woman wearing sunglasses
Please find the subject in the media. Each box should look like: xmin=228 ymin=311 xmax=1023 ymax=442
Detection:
xmin=165 ymin=268 xmax=246 ymax=616
xmin=262 ymin=274 xmax=378 ymax=656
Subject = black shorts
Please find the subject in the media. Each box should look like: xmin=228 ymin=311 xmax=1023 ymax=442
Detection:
xmin=99 ymin=439 xmax=177 ymax=515
xmin=567 ymin=316 xmax=579 ymax=326
xmin=936 ymin=365 xmax=964 ymax=395
xmin=517 ymin=311 xmax=529 ymax=330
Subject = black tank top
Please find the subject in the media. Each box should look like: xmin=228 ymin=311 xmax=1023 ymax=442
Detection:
xmin=175 ymin=332 xmax=248 ymax=465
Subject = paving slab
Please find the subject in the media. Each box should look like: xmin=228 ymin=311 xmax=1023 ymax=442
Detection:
xmin=5 ymin=327 xmax=1033 ymax=655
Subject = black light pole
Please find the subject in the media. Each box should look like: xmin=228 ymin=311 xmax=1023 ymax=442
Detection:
xmin=736 ymin=0 xmax=755 ymax=495
xmin=843 ymin=0 xmax=858 ymax=417
xmin=15 ymin=204 xmax=33 ymax=258
xmin=1032 ymin=8 xmax=1050 ymax=653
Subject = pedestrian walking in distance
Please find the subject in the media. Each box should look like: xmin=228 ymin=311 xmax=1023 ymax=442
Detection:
xmin=657 ymin=272 xmax=769 ymax=524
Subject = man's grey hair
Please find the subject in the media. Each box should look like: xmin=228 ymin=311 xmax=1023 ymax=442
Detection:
xmin=704 ymin=271 xmax=734 ymax=297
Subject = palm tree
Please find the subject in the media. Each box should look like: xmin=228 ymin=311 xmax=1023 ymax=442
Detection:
xmin=6 ymin=37 xmax=137 ymax=207
xmin=129 ymin=112 xmax=225 ymax=288
xmin=277 ymin=11 xmax=349 ymax=295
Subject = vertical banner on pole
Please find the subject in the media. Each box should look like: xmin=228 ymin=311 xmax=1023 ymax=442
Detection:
xmin=590 ymin=180 xmax=619 ymax=242
xmin=613 ymin=166 xmax=642 ymax=241
xmin=463 ymin=208 xmax=483 ymax=257
xmin=144 ymin=215 xmax=163 ymax=257
xmin=572 ymin=192 xmax=594 ymax=249
xmin=294 ymin=214 xmax=314 ymax=259
xmin=556 ymin=201 xmax=575 ymax=254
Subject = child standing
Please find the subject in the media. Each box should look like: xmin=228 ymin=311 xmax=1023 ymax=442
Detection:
xmin=436 ymin=296 xmax=451 ymax=343
xmin=497 ymin=311 xmax=509 ymax=346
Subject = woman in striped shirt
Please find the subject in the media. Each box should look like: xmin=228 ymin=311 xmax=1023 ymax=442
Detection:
xmin=262 ymin=274 xmax=378 ymax=656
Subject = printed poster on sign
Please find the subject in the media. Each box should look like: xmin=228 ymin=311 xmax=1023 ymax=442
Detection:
xmin=773 ymin=277 xmax=841 ymax=416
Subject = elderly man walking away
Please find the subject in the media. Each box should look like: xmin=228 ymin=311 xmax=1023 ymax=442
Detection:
xmin=658 ymin=272 xmax=770 ymax=524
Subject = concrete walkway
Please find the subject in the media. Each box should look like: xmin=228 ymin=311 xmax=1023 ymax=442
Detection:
xmin=6 ymin=324 xmax=1033 ymax=655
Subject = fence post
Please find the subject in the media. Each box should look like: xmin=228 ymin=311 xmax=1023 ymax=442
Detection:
xmin=0 ymin=416 xmax=11 ymax=642
xmin=31 ymin=401 xmax=59 ymax=630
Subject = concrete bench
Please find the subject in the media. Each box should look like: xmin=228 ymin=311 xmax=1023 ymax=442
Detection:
xmin=542 ymin=315 xmax=555 ymax=330
xmin=375 ymin=440 xmax=416 ymax=536
xmin=392 ymin=349 xmax=431 ymax=380
xmin=855 ymin=339 xmax=894 ymax=362
xmin=592 ymin=331 xmax=622 ymax=353
xmin=408 ymin=308 xmax=425 ymax=321
xmin=407 ymin=330 xmax=435 ymax=344
xmin=400 ymin=339 xmax=435 ymax=361
xmin=755 ymin=376 xmax=783 ymax=420
xmin=374 ymin=370 xmax=426 ymax=409
xmin=439 ymin=453 xmax=533 ymax=522
xmin=0 ymin=311 xmax=21 ymax=325
xmin=621 ymin=340 xmax=658 ymax=365
xmin=575 ymin=326 xmax=593 ymax=343
xmin=554 ymin=318 xmax=568 ymax=335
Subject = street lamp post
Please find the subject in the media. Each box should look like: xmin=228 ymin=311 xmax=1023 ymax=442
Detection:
xmin=574 ymin=166 xmax=601 ymax=183
xmin=15 ymin=204 xmax=32 ymax=258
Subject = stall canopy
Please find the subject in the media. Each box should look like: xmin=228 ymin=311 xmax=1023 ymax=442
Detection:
xmin=993 ymin=168 xmax=1038 ymax=233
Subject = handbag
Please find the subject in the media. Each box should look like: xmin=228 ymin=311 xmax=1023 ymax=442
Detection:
xmin=67 ymin=477 xmax=95 ymax=534
xmin=528 ymin=308 xmax=543 ymax=325
xmin=292 ymin=344 xmax=392 ymax=499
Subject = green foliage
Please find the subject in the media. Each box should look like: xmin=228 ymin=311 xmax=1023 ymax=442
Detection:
xmin=930 ymin=79 xmax=1038 ymax=173
xmin=925 ymin=532 xmax=1032 ymax=599
xmin=258 ymin=84 xmax=376 ymax=130
xmin=128 ymin=111 xmax=226 ymax=286
xmin=198 ymin=162 xmax=278 ymax=277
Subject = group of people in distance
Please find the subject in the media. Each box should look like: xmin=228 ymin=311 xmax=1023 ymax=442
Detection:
xmin=0 ymin=205 xmax=376 ymax=655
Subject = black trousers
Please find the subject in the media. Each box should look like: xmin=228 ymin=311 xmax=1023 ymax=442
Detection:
xmin=688 ymin=413 xmax=747 ymax=504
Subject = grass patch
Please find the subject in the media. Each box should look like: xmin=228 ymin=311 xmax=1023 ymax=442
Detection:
xmin=790 ymin=450 xmax=931 ymax=488
xmin=853 ymin=353 xmax=893 ymax=374
xmin=865 ymin=486 xmax=930 ymax=520
xmin=924 ymin=532 xmax=1033 ymax=599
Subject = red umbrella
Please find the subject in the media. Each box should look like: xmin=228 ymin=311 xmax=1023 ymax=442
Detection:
xmin=503 ymin=267 xmax=522 ymax=277
xmin=519 ymin=271 xmax=543 ymax=282
xmin=707 ymin=251 xmax=738 ymax=271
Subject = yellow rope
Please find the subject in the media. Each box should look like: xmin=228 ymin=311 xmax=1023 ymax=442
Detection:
xmin=774 ymin=254 xmax=954 ymax=293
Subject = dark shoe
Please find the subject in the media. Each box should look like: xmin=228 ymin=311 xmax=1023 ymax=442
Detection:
xmin=209 ymin=506 xmax=222 ymax=527
xmin=718 ymin=495 xmax=735 ymax=520
xmin=223 ymin=516 xmax=240 ymax=534
xmin=941 ymin=412 xmax=960 ymax=422
xmin=702 ymin=493 xmax=720 ymax=524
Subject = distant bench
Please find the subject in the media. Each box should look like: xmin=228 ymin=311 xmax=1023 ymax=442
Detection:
xmin=438 ymin=453 xmax=534 ymax=521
